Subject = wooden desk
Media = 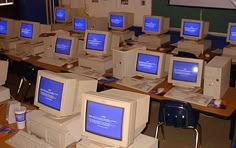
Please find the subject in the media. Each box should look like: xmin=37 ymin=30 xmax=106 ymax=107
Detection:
xmin=101 ymin=79 xmax=236 ymax=118
xmin=0 ymin=102 xmax=36 ymax=148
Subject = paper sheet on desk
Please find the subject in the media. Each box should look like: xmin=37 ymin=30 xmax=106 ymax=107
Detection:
xmin=116 ymin=77 xmax=165 ymax=93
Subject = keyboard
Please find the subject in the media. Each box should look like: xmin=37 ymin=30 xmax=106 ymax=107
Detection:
xmin=5 ymin=130 xmax=55 ymax=148
xmin=69 ymin=66 xmax=104 ymax=79
xmin=37 ymin=57 xmax=68 ymax=67
xmin=116 ymin=77 xmax=165 ymax=93
xmin=164 ymin=87 xmax=213 ymax=106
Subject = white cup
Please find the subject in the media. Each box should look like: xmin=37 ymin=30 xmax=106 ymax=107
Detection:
xmin=15 ymin=106 xmax=27 ymax=129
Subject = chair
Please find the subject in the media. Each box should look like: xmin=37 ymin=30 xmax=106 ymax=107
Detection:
xmin=155 ymin=100 xmax=201 ymax=148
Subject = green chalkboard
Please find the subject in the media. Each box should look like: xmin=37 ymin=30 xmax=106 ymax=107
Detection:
xmin=152 ymin=0 xmax=236 ymax=33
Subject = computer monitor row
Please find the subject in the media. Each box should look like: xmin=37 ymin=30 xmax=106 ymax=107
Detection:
xmin=34 ymin=70 xmax=150 ymax=147
xmin=123 ymin=49 xmax=204 ymax=90
xmin=0 ymin=18 xmax=46 ymax=43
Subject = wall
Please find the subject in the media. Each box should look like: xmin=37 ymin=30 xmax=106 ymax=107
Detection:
xmin=152 ymin=0 xmax=236 ymax=33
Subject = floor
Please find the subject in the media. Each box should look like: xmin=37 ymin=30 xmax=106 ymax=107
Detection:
xmin=5 ymin=69 xmax=233 ymax=148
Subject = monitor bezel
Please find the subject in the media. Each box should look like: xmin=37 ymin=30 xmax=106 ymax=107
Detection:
xmin=73 ymin=17 xmax=87 ymax=33
xmin=81 ymin=91 xmax=136 ymax=147
xmin=180 ymin=19 xmax=205 ymax=41
xmin=84 ymin=29 xmax=112 ymax=56
xmin=142 ymin=15 xmax=163 ymax=35
xmin=226 ymin=22 xmax=236 ymax=45
xmin=52 ymin=35 xmax=78 ymax=59
xmin=19 ymin=20 xmax=40 ymax=42
xmin=134 ymin=50 xmax=166 ymax=79
xmin=54 ymin=7 xmax=71 ymax=23
xmin=167 ymin=56 xmax=204 ymax=88
xmin=0 ymin=17 xmax=16 ymax=38
xmin=34 ymin=70 xmax=78 ymax=117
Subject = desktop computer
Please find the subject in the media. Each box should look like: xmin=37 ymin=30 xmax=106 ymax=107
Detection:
xmin=137 ymin=34 xmax=170 ymax=49
xmin=1 ymin=38 xmax=27 ymax=50
xmin=111 ymin=30 xmax=135 ymax=42
xmin=112 ymin=45 xmax=146 ymax=79
xmin=223 ymin=45 xmax=236 ymax=62
xmin=15 ymin=41 xmax=45 ymax=55
xmin=204 ymin=56 xmax=231 ymax=99
xmin=27 ymin=110 xmax=81 ymax=148
xmin=177 ymin=39 xmax=212 ymax=55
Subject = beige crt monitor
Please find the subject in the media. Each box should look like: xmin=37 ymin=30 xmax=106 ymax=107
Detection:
xmin=134 ymin=50 xmax=166 ymax=79
xmin=0 ymin=17 xmax=17 ymax=38
xmin=19 ymin=20 xmax=41 ymax=43
xmin=34 ymin=70 xmax=97 ymax=118
xmin=168 ymin=56 xmax=204 ymax=90
xmin=80 ymin=89 xmax=150 ymax=148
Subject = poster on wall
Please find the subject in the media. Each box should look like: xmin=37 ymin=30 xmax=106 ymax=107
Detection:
xmin=0 ymin=0 xmax=13 ymax=6
xmin=169 ymin=0 xmax=236 ymax=9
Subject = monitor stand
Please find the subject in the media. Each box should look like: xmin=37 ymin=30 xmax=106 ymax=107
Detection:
xmin=177 ymin=39 xmax=212 ymax=55
xmin=78 ymin=54 xmax=113 ymax=73
xmin=27 ymin=110 xmax=82 ymax=148
xmin=76 ymin=134 xmax=158 ymax=148
xmin=14 ymin=41 xmax=45 ymax=56
xmin=223 ymin=44 xmax=236 ymax=62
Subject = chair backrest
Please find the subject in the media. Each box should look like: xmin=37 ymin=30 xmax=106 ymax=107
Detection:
xmin=158 ymin=100 xmax=199 ymax=128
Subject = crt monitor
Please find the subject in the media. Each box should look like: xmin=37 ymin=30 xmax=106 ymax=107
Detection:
xmin=226 ymin=22 xmax=236 ymax=45
xmin=134 ymin=50 xmax=166 ymax=79
xmin=55 ymin=7 xmax=71 ymax=23
xmin=84 ymin=29 xmax=112 ymax=56
xmin=34 ymin=70 xmax=97 ymax=118
xmin=180 ymin=19 xmax=209 ymax=41
xmin=168 ymin=56 xmax=204 ymax=89
xmin=0 ymin=17 xmax=16 ymax=38
xmin=81 ymin=89 xmax=150 ymax=147
xmin=109 ymin=12 xmax=134 ymax=31
xmin=73 ymin=17 xmax=87 ymax=33
xmin=142 ymin=15 xmax=170 ymax=35
xmin=19 ymin=20 xmax=41 ymax=42
xmin=52 ymin=35 xmax=78 ymax=59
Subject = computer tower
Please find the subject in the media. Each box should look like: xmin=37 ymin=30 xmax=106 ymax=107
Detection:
xmin=203 ymin=56 xmax=231 ymax=99
xmin=112 ymin=45 xmax=146 ymax=79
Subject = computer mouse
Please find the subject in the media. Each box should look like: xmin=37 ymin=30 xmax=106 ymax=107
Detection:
xmin=66 ymin=64 xmax=74 ymax=69
xmin=214 ymin=99 xmax=222 ymax=106
xmin=205 ymin=54 xmax=210 ymax=58
xmin=151 ymin=88 xmax=165 ymax=95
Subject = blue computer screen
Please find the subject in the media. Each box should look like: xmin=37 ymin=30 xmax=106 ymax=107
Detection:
xmin=85 ymin=101 xmax=124 ymax=140
xmin=136 ymin=53 xmax=159 ymax=75
xmin=172 ymin=61 xmax=199 ymax=83
xmin=20 ymin=23 xmax=33 ymax=39
xmin=183 ymin=21 xmax=201 ymax=37
xmin=143 ymin=17 xmax=159 ymax=33
xmin=86 ymin=33 xmax=105 ymax=51
xmin=229 ymin=25 xmax=236 ymax=41
xmin=55 ymin=8 xmax=66 ymax=21
xmin=38 ymin=77 xmax=63 ymax=111
xmin=110 ymin=14 xmax=124 ymax=28
xmin=55 ymin=38 xmax=72 ymax=55
xmin=74 ymin=18 xmax=86 ymax=31
xmin=0 ymin=20 xmax=7 ymax=35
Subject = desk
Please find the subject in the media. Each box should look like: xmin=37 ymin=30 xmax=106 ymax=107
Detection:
xmin=0 ymin=102 xmax=36 ymax=148
xmin=101 ymin=79 xmax=236 ymax=118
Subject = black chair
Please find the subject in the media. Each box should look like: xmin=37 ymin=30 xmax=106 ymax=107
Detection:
xmin=155 ymin=100 xmax=201 ymax=148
